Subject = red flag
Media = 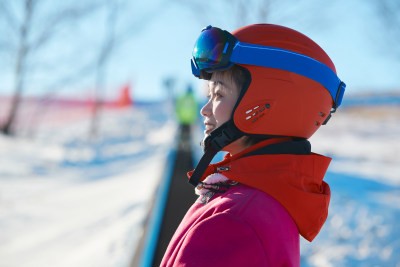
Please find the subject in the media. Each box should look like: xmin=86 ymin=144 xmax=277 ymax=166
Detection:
xmin=117 ymin=83 xmax=132 ymax=107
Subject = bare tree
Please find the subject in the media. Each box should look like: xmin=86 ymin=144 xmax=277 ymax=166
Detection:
xmin=0 ymin=0 xmax=167 ymax=138
xmin=88 ymin=0 xmax=167 ymax=138
xmin=171 ymin=0 xmax=334 ymax=34
xmin=90 ymin=0 xmax=119 ymax=138
xmin=0 ymin=0 xmax=100 ymax=135
xmin=231 ymin=0 xmax=273 ymax=28
xmin=171 ymin=0 xmax=272 ymax=28
xmin=0 ymin=0 xmax=34 ymax=135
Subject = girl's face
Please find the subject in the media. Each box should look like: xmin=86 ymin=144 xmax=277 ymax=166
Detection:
xmin=200 ymin=71 xmax=245 ymax=154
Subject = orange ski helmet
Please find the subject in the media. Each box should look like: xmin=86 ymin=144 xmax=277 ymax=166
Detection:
xmin=232 ymin=24 xmax=344 ymax=138
xmin=189 ymin=24 xmax=345 ymax=186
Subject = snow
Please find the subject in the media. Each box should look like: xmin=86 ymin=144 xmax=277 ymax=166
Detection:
xmin=0 ymin=169 xmax=152 ymax=267
xmin=300 ymin=171 xmax=400 ymax=266
xmin=310 ymin=105 xmax=400 ymax=186
xmin=305 ymin=105 xmax=400 ymax=267
xmin=0 ymin=100 xmax=399 ymax=267
xmin=0 ymin=102 xmax=177 ymax=267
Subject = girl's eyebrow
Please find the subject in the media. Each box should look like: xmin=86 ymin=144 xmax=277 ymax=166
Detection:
xmin=214 ymin=80 xmax=225 ymax=87
xmin=208 ymin=79 xmax=228 ymax=94
xmin=209 ymin=80 xmax=226 ymax=89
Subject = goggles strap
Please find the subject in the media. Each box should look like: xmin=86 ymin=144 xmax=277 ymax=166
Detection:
xmin=188 ymin=120 xmax=244 ymax=186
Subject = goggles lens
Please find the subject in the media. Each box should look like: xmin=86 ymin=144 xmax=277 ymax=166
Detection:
xmin=192 ymin=26 xmax=237 ymax=71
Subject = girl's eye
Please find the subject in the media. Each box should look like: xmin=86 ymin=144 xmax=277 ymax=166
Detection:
xmin=214 ymin=91 xmax=223 ymax=99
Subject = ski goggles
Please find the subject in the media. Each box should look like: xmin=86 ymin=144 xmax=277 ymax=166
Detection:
xmin=191 ymin=25 xmax=346 ymax=108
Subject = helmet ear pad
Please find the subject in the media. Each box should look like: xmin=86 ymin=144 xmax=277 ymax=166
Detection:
xmin=233 ymin=65 xmax=333 ymax=139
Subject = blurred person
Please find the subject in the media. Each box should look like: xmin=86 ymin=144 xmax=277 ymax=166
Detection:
xmin=175 ymin=85 xmax=199 ymax=150
xmin=175 ymin=85 xmax=199 ymax=128
xmin=161 ymin=24 xmax=346 ymax=266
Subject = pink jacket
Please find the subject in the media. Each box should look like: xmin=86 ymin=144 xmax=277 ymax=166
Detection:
xmin=161 ymin=139 xmax=331 ymax=266
xmin=161 ymin=184 xmax=300 ymax=266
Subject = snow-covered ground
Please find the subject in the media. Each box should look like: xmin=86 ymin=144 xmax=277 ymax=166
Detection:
xmin=306 ymin=105 xmax=400 ymax=267
xmin=0 ymin=102 xmax=177 ymax=267
xmin=310 ymin=105 xmax=400 ymax=186
xmin=0 ymin=99 xmax=399 ymax=267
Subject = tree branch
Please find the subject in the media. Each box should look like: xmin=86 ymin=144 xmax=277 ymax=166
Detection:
xmin=31 ymin=1 xmax=103 ymax=50
xmin=0 ymin=1 xmax=18 ymax=35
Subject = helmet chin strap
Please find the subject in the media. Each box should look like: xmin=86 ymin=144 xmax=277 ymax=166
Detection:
xmin=188 ymin=119 xmax=244 ymax=186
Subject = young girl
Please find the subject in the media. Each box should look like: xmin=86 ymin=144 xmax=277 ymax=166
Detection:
xmin=161 ymin=24 xmax=346 ymax=267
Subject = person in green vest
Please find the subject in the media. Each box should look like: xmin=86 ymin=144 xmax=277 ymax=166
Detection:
xmin=175 ymin=85 xmax=198 ymax=150
xmin=176 ymin=85 xmax=198 ymax=126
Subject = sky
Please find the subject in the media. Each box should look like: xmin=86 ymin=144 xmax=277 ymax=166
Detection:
xmin=1 ymin=0 xmax=400 ymax=101
xmin=114 ymin=0 xmax=400 ymax=101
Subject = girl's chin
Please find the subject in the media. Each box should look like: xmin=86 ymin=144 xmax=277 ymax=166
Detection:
xmin=204 ymin=129 xmax=213 ymax=136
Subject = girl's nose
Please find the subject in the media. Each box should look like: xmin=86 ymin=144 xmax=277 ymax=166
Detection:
xmin=200 ymin=99 xmax=212 ymax=117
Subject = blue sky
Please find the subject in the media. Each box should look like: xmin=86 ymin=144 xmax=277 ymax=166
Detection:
xmin=115 ymin=0 xmax=400 ymax=101
xmin=1 ymin=0 xmax=400 ymax=101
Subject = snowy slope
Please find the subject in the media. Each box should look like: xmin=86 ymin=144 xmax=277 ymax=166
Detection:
xmin=310 ymin=105 xmax=400 ymax=186
xmin=303 ymin=104 xmax=400 ymax=266
xmin=0 ymin=102 xmax=177 ymax=267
